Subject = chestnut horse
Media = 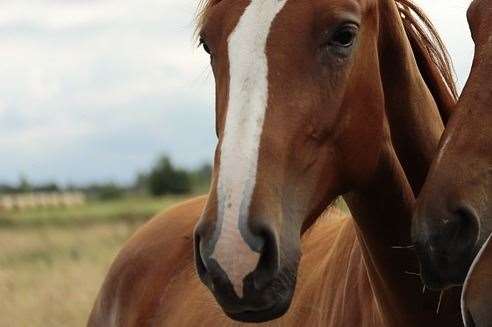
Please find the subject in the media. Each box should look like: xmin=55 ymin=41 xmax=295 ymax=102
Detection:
xmin=411 ymin=0 xmax=492 ymax=326
xmin=89 ymin=0 xmax=461 ymax=326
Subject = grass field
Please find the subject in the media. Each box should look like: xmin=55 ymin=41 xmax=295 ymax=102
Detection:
xmin=0 ymin=195 xmax=191 ymax=327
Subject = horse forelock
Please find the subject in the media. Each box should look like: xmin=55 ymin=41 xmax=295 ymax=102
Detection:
xmin=194 ymin=0 xmax=223 ymax=40
xmin=196 ymin=0 xmax=457 ymax=106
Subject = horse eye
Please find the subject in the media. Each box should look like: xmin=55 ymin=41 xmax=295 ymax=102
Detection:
xmin=330 ymin=25 xmax=358 ymax=48
xmin=199 ymin=37 xmax=211 ymax=55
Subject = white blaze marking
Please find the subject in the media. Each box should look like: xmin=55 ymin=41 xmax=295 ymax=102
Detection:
xmin=210 ymin=0 xmax=288 ymax=298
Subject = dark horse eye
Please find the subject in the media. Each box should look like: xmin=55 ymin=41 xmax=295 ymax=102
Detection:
xmin=330 ymin=24 xmax=358 ymax=48
xmin=199 ymin=37 xmax=211 ymax=55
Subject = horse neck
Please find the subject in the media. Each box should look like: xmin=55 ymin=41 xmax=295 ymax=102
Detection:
xmin=345 ymin=143 xmax=431 ymax=326
xmin=344 ymin=1 xmax=460 ymax=325
xmin=377 ymin=0 xmax=445 ymax=195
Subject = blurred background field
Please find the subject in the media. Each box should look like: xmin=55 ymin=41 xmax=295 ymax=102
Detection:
xmin=0 ymin=154 xmax=210 ymax=327
xmin=0 ymin=194 xmax=192 ymax=327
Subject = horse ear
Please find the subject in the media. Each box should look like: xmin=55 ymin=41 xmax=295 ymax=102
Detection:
xmin=462 ymin=234 xmax=492 ymax=327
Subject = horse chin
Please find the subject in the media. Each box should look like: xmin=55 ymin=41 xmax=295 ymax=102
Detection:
xmin=420 ymin=269 xmax=465 ymax=291
xmin=415 ymin=231 xmax=481 ymax=290
xmin=211 ymin=263 xmax=298 ymax=323
xmin=223 ymin=273 xmax=296 ymax=323
xmin=225 ymin=299 xmax=291 ymax=323
xmin=418 ymin=252 xmax=474 ymax=290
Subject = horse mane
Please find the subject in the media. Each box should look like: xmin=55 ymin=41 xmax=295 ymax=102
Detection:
xmin=395 ymin=0 xmax=458 ymax=123
xmin=194 ymin=0 xmax=221 ymax=38
xmin=194 ymin=0 xmax=458 ymax=121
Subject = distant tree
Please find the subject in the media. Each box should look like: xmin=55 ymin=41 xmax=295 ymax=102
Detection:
xmin=197 ymin=164 xmax=212 ymax=181
xmin=148 ymin=156 xmax=191 ymax=196
xmin=95 ymin=183 xmax=125 ymax=200
xmin=84 ymin=183 xmax=125 ymax=201
xmin=0 ymin=180 xmax=60 ymax=195
xmin=0 ymin=184 xmax=16 ymax=195
xmin=18 ymin=175 xmax=31 ymax=193
xmin=133 ymin=172 xmax=150 ymax=194
xmin=189 ymin=163 xmax=212 ymax=192
xmin=34 ymin=183 xmax=60 ymax=192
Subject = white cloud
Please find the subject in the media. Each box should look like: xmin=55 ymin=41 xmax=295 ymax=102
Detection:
xmin=0 ymin=0 xmax=198 ymax=31
xmin=0 ymin=0 xmax=215 ymax=184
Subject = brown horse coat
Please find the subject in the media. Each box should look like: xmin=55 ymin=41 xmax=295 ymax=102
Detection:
xmin=455 ymin=1 xmax=492 ymax=326
xmin=88 ymin=197 xmax=386 ymax=326
xmin=410 ymin=1 xmax=492 ymax=326
xmin=89 ymin=0 xmax=462 ymax=325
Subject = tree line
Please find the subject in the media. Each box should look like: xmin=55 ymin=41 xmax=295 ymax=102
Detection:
xmin=0 ymin=155 xmax=212 ymax=201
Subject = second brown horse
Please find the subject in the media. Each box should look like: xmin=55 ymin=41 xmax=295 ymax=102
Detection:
xmin=412 ymin=0 xmax=492 ymax=326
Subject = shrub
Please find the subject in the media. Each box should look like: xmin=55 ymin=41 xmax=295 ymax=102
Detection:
xmin=147 ymin=156 xmax=191 ymax=196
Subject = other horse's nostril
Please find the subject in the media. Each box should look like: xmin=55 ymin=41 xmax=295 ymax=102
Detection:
xmin=449 ymin=205 xmax=480 ymax=247
xmin=429 ymin=205 xmax=479 ymax=266
xmin=415 ymin=203 xmax=482 ymax=289
xmin=426 ymin=205 xmax=479 ymax=251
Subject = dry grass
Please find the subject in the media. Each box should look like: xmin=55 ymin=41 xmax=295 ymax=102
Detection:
xmin=0 ymin=195 xmax=350 ymax=327
xmin=0 ymin=195 xmax=189 ymax=327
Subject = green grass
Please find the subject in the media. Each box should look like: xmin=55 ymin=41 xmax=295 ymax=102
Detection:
xmin=0 ymin=195 xmax=186 ymax=229
xmin=0 ymin=195 xmax=191 ymax=327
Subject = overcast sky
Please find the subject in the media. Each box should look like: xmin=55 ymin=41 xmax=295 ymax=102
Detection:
xmin=0 ymin=0 xmax=474 ymax=185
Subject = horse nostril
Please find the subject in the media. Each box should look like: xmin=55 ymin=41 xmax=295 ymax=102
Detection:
xmin=194 ymin=232 xmax=208 ymax=278
xmin=252 ymin=228 xmax=280 ymax=290
xmin=428 ymin=205 xmax=480 ymax=255
xmin=194 ymin=218 xmax=284 ymax=300
xmin=414 ymin=204 xmax=481 ymax=288
xmin=450 ymin=206 xmax=479 ymax=247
